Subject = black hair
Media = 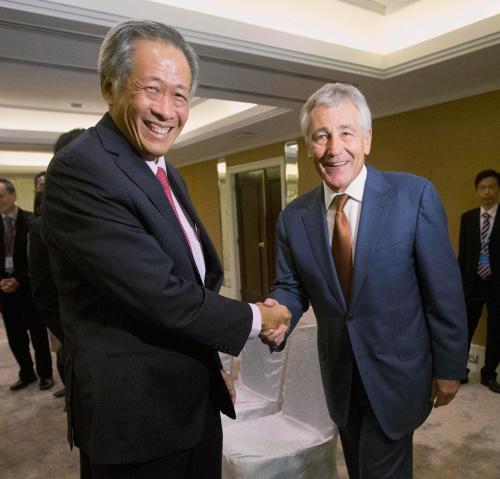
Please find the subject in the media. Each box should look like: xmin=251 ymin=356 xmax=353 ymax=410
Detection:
xmin=475 ymin=169 xmax=500 ymax=187
xmin=54 ymin=128 xmax=86 ymax=154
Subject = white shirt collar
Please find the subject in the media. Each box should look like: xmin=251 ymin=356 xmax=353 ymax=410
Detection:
xmin=1 ymin=206 xmax=18 ymax=221
xmin=323 ymin=164 xmax=367 ymax=210
xmin=145 ymin=156 xmax=166 ymax=175
xmin=481 ymin=203 xmax=498 ymax=219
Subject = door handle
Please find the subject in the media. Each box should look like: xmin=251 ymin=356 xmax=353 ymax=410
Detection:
xmin=258 ymin=241 xmax=265 ymax=248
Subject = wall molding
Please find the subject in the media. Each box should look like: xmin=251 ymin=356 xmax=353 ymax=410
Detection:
xmin=3 ymin=0 xmax=500 ymax=80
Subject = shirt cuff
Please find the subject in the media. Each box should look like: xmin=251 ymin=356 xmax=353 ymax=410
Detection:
xmin=248 ymin=303 xmax=262 ymax=339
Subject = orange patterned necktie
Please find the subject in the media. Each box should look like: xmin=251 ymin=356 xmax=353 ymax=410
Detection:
xmin=332 ymin=194 xmax=353 ymax=303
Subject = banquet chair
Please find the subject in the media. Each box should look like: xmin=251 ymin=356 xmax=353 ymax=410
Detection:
xmin=222 ymin=323 xmax=338 ymax=479
xmin=221 ymin=336 xmax=287 ymax=426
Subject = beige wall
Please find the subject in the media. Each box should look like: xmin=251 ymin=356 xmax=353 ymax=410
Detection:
xmin=369 ymin=90 xmax=500 ymax=258
xmin=179 ymin=89 xmax=500 ymax=346
xmin=180 ymin=159 xmax=222 ymax=257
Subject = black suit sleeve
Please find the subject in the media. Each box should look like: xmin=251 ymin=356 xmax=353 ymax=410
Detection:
xmin=44 ymin=146 xmax=252 ymax=355
xmin=28 ymin=217 xmax=63 ymax=341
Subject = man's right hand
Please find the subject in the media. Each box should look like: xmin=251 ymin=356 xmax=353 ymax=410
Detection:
xmin=256 ymin=300 xmax=291 ymax=332
xmin=256 ymin=298 xmax=290 ymax=348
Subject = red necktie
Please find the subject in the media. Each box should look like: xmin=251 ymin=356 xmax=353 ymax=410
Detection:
xmin=332 ymin=194 xmax=352 ymax=303
xmin=156 ymin=167 xmax=191 ymax=250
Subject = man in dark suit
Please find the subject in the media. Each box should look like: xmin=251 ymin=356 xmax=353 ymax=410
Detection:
xmin=263 ymin=83 xmax=467 ymax=478
xmin=42 ymin=20 xmax=290 ymax=479
xmin=29 ymin=130 xmax=86 ymax=400
xmin=0 ymin=178 xmax=53 ymax=391
xmin=458 ymin=169 xmax=500 ymax=393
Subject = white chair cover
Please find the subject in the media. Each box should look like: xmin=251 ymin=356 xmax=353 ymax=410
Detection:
xmin=222 ymin=338 xmax=287 ymax=426
xmin=222 ymin=323 xmax=338 ymax=479
xmin=219 ymin=352 xmax=234 ymax=375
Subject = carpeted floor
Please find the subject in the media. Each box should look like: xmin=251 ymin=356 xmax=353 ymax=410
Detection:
xmin=1 ymin=322 xmax=499 ymax=478
xmin=0 ymin=323 xmax=79 ymax=479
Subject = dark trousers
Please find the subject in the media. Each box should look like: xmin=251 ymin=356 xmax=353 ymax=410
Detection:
xmin=56 ymin=348 xmax=65 ymax=385
xmin=466 ymin=276 xmax=500 ymax=380
xmin=1 ymin=287 xmax=52 ymax=381
xmin=80 ymin=401 xmax=223 ymax=479
xmin=339 ymin=364 xmax=413 ymax=479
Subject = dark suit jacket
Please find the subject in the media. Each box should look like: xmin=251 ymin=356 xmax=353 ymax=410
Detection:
xmin=28 ymin=216 xmax=63 ymax=341
xmin=1 ymin=208 xmax=34 ymax=298
xmin=43 ymin=113 xmax=252 ymax=465
xmin=271 ymin=165 xmax=467 ymax=440
xmin=458 ymin=206 xmax=499 ymax=296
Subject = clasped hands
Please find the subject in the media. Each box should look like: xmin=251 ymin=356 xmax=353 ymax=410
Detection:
xmin=0 ymin=277 xmax=20 ymax=294
xmin=256 ymin=298 xmax=291 ymax=348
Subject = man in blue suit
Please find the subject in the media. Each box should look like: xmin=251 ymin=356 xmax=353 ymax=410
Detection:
xmin=264 ymin=83 xmax=467 ymax=478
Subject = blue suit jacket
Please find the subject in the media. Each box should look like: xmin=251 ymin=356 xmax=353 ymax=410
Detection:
xmin=271 ymin=165 xmax=467 ymax=440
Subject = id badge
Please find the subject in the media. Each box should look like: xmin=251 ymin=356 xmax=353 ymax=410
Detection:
xmin=479 ymin=252 xmax=488 ymax=265
xmin=4 ymin=256 xmax=13 ymax=272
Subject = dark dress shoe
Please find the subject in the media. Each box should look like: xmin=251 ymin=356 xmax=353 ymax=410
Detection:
xmin=10 ymin=375 xmax=37 ymax=391
xmin=53 ymin=387 xmax=66 ymax=398
xmin=481 ymin=378 xmax=500 ymax=394
xmin=39 ymin=377 xmax=54 ymax=391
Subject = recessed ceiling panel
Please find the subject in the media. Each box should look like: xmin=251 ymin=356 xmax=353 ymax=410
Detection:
xmin=338 ymin=0 xmax=420 ymax=15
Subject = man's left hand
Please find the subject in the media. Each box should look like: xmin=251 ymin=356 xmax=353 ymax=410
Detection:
xmin=431 ymin=378 xmax=460 ymax=408
xmin=221 ymin=369 xmax=236 ymax=405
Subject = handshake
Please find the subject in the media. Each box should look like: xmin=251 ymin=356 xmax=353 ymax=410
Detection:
xmin=256 ymin=298 xmax=291 ymax=348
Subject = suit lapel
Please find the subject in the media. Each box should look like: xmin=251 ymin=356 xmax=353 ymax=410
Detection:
xmin=472 ymin=209 xmax=481 ymax=245
xmin=95 ymin=115 xmax=205 ymax=282
xmin=0 ymin=215 xmax=4 ymax=272
xmin=14 ymin=209 xmax=27 ymax=253
xmin=350 ymin=166 xmax=395 ymax=309
xmin=490 ymin=205 xmax=500 ymax=240
xmin=301 ymin=186 xmax=347 ymax=311
xmin=165 ymin=163 xmax=223 ymax=290
xmin=116 ymin=152 xmax=190 ymax=248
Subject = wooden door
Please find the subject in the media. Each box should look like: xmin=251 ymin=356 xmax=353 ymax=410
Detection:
xmin=235 ymin=166 xmax=281 ymax=302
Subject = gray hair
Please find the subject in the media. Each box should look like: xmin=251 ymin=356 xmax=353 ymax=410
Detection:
xmin=300 ymin=83 xmax=372 ymax=141
xmin=98 ymin=19 xmax=200 ymax=98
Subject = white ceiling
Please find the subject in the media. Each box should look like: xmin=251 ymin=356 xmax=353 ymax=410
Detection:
xmin=1 ymin=0 xmax=500 ymax=171
xmin=339 ymin=0 xmax=420 ymax=15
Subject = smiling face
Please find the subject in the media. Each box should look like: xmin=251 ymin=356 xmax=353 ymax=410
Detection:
xmin=103 ymin=39 xmax=191 ymax=161
xmin=308 ymin=101 xmax=372 ymax=192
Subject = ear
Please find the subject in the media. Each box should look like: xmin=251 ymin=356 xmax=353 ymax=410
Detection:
xmin=101 ymin=77 xmax=115 ymax=107
xmin=363 ymin=128 xmax=372 ymax=155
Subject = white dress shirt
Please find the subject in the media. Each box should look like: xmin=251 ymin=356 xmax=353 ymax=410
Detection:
xmin=146 ymin=157 xmax=206 ymax=282
xmin=146 ymin=157 xmax=261 ymax=339
xmin=324 ymin=164 xmax=367 ymax=259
